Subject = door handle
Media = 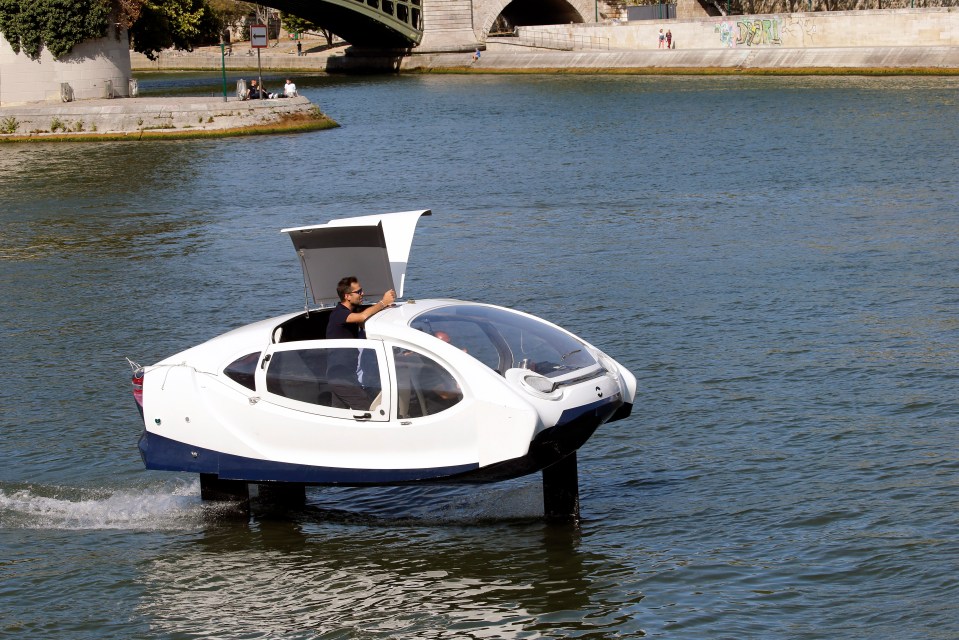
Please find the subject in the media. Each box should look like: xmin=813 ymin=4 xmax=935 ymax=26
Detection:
xmin=353 ymin=412 xmax=372 ymax=421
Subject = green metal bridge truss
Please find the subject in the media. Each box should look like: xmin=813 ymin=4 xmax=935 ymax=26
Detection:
xmin=266 ymin=0 xmax=424 ymax=48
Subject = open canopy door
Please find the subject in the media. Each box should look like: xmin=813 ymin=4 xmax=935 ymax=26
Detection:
xmin=282 ymin=209 xmax=431 ymax=307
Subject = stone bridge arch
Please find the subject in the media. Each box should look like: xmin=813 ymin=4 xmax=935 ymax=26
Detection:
xmin=472 ymin=0 xmax=596 ymax=41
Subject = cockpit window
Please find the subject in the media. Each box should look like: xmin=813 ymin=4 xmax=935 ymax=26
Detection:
xmin=393 ymin=347 xmax=462 ymax=418
xmin=409 ymin=305 xmax=596 ymax=378
xmin=266 ymin=347 xmax=381 ymax=411
xmin=224 ymin=352 xmax=260 ymax=390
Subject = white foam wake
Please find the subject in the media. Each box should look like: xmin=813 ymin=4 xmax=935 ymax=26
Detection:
xmin=0 ymin=480 xmax=214 ymax=531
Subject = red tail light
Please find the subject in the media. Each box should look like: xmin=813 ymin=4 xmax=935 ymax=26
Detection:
xmin=132 ymin=368 xmax=144 ymax=408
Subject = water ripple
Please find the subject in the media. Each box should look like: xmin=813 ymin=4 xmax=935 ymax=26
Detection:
xmin=2 ymin=74 xmax=959 ymax=639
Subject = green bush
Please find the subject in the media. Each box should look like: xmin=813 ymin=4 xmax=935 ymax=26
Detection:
xmin=0 ymin=116 xmax=19 ymax=134
xmin=0 ymin=0 xmax=111 ymax=60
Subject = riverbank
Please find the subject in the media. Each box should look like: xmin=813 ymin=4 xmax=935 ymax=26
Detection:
xmin=127 ymin=8 xmax=959 ymax=76
xmin=131 ymin=44 xmax=959 ymax=75
xmin=0 ymin=95 xmax=337 ymax=142
xmin=403 ymin=45 xmax=959 ymax=74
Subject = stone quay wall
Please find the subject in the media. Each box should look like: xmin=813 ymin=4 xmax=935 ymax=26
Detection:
xmin=131 ymin=8 xmax=958 ymax=73
xmin=130 ymin=49 xmax=338 ymax=72
xmin=519 ymin=7 xmax=959 ymax=51
xmin=0 ymin=96 xmax=333 ymax=140
xmin=0 ymin=32 xmax=133 ymax=106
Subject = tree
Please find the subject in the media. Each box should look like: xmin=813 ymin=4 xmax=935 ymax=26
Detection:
xmin=0 ymin=0 xmax=224 ymax=61
xmin=206 ymin=0 xmax=249 ymax=33
xmin=114 ymin=0 xmax=144 ymax=30
xmin=282 ymin=12 xmax=336 ymax=48
xmin=0 ymin=0 xmax=111 ymax=59
xmin=282 ymin=13 xmax=318 ymax=37
xmin=128 ymin=0 xmax=223 ymax=59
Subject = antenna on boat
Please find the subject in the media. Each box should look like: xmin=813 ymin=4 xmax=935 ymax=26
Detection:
xmin=296 ymin=248 xmax=312 ymax=315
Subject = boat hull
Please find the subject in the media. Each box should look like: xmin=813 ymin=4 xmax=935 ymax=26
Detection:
xmin=138 ymin=396 xmax=626 ymax=486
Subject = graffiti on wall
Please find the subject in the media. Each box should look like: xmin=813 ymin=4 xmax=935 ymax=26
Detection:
xmin=716 ymin=22 xmax=736 ymax=47
xmin=779 ymin=17 xmax=818 ymax=46
xmin=715 ymin=17 xmax=783 ymax=47
xmin=740 ymin=18 xmax=782 ymax=45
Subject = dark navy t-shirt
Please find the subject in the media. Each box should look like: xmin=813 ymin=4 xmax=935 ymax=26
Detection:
xmin=326 ymin=303 xmax=364 ymax=340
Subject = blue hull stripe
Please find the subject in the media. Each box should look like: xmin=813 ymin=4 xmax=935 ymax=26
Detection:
xmin=556 ymin=394 xmax=621 ymax=426
xmin=138 ymin=432 xmax=478 ymax=484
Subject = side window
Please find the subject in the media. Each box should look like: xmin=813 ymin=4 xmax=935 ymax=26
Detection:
xmin=266 ymin=347 xmax=381 ymax=411
xmin=393 ymin=347 xmax=462 ymax=418
xmin=224 ymin=352 xmax=260 ymax=391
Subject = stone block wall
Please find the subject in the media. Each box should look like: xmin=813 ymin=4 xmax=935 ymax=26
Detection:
xmin=0 ymin=32 xmax=132 ymax=106
xmin=530 ymin=7 xmax=959 ymax=50
xmin=418 ymin=0 xmax=480 ymax=51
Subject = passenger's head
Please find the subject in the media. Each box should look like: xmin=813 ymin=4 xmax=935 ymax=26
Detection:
xmin=434 ymin=331 xmax=452 ymax=344
xmin=337 ymin=276 xmax=361 ymax=302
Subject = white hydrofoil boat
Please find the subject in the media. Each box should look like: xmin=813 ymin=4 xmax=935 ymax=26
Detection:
xmin=132 ymin=210 xmax=636 ymax=520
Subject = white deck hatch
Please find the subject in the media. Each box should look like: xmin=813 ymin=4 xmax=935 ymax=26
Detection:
xmin=282 ymin=209 xmax=431 ymax=307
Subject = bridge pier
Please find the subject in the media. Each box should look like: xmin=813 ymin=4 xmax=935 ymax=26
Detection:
xmin=417 ymin=0 xmax=481 ymax=52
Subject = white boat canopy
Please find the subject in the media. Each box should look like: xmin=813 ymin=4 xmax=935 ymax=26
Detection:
xmin=282 ymin=209 xmax=431 ymax=308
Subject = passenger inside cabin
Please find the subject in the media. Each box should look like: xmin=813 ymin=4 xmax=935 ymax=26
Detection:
xmin=325 ymin=276 xmax=395 ymax=409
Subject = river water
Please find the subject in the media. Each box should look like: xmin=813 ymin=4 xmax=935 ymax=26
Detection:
xmin=1 ymin=72 xmax=958 ymax=638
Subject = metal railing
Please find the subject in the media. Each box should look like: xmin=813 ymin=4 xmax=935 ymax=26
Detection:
xmin=511 ymin=29 xmax=611 ymax=51
xmin=711 ymin=0 xmax=959 ymax=12
xmin=624 ymin=0 xmax=958 ymax=12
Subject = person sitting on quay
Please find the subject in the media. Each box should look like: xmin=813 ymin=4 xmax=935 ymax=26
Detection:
xmin=247 ymin=79 xmax=268 ymax=99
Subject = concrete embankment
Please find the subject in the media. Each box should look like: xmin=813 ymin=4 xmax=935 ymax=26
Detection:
xmin=400 ymin=45 xmax=959 ymax=73
xmin=0 ymin=95 xmax=337 ymax=142
xmin=131 ymin=49 xmax=343 ymax=73
xmin=129 ymin=8 xmax=959 ymax=75
xmin=132 ymin=44 xmax=959 ymax=75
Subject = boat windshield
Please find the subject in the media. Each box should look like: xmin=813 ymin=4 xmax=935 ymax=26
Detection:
xmin=410 ymin=304 xmax=597 ymax=378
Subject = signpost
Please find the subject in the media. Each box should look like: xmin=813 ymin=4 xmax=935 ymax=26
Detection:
xmin=250 ymin=24 xmax=268 ymax=99
xmin=220 ymin=41 xmax=228 ymax=102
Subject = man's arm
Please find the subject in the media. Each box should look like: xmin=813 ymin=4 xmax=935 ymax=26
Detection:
xmin=346 ymin=289 xmax=396 ymax=323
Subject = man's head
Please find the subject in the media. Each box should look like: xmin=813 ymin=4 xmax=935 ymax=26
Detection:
xmin=337 ymin=276 xmax=364 ymax=303
xmin=434 ymin=331 xmax=451 ymax=344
